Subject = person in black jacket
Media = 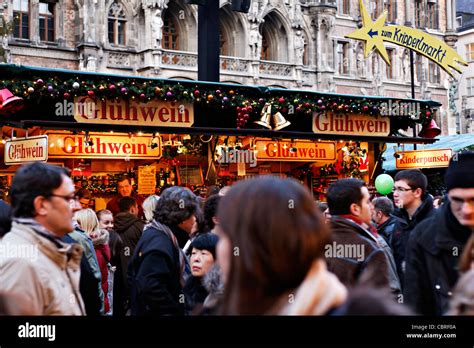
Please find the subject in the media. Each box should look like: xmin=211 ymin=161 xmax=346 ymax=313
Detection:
xmin=404 ymin=152 xmax=474 ymax=315
xmin=128 ymin=186 xmax=200 ymax=316
xmin=0 ymin=199 xmax=12 ymax=238
xmin=326 ymin=178 xmax=390 ymax=289
xmin=372 ymin=197 xmax=400 ymax=245
xmin=391 ymin=169 xmax=435 ymax=285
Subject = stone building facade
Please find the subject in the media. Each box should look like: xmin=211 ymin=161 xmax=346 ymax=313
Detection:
xmin=0 ymin=0 xmax=464 ymax=135
xmin=453 ymin=1 xmax=474 ymax=134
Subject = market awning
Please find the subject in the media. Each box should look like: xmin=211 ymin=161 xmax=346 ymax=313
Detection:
xmin=382 ymin=134 xmax=474 ymax=171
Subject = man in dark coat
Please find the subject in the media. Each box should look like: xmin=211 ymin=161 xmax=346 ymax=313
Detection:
xmin=404 ymin=152 xmax=474 ymax=315
xmin=114 ymin=197 xmax=145 ymax=290
xmin=372 ymin=197 xmax=400 ymax=245
xmin=106 ymin=176 xmax=144 ymax=218
xmin=326 ymin=178 xmax=390 ymax=289
xmin=0 ymin=199 xmax=12 ymax=238
xmin=391 ymin=169 xmax=435 ymax=285
xmin=128 ymin=186 xmax=199 ymax=316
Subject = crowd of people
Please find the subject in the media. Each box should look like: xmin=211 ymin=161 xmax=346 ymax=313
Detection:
xmin=0 ymin=152 xmax=473 ymax=316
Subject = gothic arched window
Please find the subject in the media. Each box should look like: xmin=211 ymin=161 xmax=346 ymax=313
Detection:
xmin=108 ymin=2 xmax=127 ymax=45
xmin=163 ymin=11 xmax=179 ymax=50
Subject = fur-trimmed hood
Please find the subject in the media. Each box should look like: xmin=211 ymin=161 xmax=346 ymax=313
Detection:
xmin=90 ymin=229 xmax=109 ymax=246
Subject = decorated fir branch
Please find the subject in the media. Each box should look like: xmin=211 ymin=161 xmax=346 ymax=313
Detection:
xmin=0 ymin=76 xmax=435 ymax=129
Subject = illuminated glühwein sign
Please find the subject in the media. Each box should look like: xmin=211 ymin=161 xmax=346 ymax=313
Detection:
xmin=47 ymin=132 xmax=162 ymax=159
xmin=255 ymin=139 xmax=336 ymax=161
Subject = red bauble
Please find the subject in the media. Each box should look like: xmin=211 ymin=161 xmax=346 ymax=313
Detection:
xmin=278 ymin=97 xmax=285 ymax=104
xmin=87 ymin=90 xmax=95 ymax=97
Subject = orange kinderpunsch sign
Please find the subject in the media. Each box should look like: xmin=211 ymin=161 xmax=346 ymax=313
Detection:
xmin=73 ymin=96 xmax=194 ymax=127
xmin=396 ymin=149 xmax=452 ymax=169
xmin=255 ymin=139 xmax=336 ymax=161
xmin=313 ymin=112 xmax=390 ymax=136
xmin=47 ymin=132 xmax=162 ymax=160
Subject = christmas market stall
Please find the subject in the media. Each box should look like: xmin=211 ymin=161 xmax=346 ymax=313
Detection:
xmin=0 ymin=64 xmax=441 ymax=205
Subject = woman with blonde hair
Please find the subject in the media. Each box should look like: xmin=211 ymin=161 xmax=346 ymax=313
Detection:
xmin=142 ymin=194 xmax=160 ymax=223
xmin=75 ymin=208 xmax=112 ymax=315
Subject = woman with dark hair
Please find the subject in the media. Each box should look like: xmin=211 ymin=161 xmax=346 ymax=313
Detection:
xmin=215 ymin=176 xmax=347 ymax=315
xmin=183 ymin=233 xmax=219 ymax=314
xmin=128 ymin=186 xmax=200 ymax=316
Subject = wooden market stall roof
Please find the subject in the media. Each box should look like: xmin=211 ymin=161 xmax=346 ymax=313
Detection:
xmin=0 ymin=64 xmax=441 ymax=144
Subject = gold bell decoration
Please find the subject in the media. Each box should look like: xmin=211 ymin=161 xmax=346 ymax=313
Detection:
xmin=272 ymin=112 xmax=291 ymax=131
xmin=254 ymin=103 xmax=273 ymax=129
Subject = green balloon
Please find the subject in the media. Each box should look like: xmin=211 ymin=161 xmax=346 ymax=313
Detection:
xmin=375 ymin=174 xmax=394 ymax=195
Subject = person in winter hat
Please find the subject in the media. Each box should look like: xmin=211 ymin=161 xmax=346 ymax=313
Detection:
xmin=404 ymin=152 xmax=474 ymax=315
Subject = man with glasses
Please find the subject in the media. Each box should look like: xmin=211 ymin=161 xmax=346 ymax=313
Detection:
xmin=404 ymin=152 xmax=474 ymax=315
xmin=0 ymin=162 xmax=85 ymax=315
xmin=390 ymin=169 xmax=435 ymax=286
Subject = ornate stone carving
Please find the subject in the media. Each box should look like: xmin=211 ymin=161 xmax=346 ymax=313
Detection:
xmin=108 ymin=52 xmax=131 ymax=67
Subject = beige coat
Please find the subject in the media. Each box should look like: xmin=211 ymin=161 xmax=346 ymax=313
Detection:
xmin=0 ymin=222 xmax=85 ymax=315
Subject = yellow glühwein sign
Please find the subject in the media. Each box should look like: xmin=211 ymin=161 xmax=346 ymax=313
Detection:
xmin=396 ymin=149 xmax=452 ymax=169
xmin=313 ymin=112 xmax=390 ymax=136
xmin=255 ymin=139 xmax=336 ymax=161
xmin=346 ymin=0 xmax=467 ymax=76
xmin=73 ymin=97 xmax=194 ymax=127
xmin=47 ymin=132 xmax=162 ymax=159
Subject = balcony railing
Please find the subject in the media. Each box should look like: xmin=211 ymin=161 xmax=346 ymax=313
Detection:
xmin=160 ymin=49 xmax=303 ymax=81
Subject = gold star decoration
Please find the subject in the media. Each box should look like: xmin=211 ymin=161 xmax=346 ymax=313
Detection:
xmin=346 ymin=0 xmax=390 ymax=65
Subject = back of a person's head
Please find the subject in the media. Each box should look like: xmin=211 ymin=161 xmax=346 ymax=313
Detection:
xmin=142 ymin=195 xmax=159 ymax=221
xmin=217 ymin=176 xmax=329 ymax=315
xmin=206 ymin=185 xmax=220 ymax=198
xmin=0 ymin=200 xmax=12 ymax=237
xmin=394 ymin=169 xmax=428 ymax=195
xmin=327 ymin=178 xmax=365 ymax=216
xmin=444 ymin=151 xmax=474 ymax=192
xmin=118 ymin=196 xmax=137 ymax=213
xmin=10 ymin=162 xmax=69 ymax=218
xmin=372 ymin=197 xmax=394 ymax=217
xmin=204 ymin=194 xmax=221 ymax=231
xmin=74 ymin=208 xmax=100 ymax=235
xmin=448 ymin=269 xmax=474 ymax=315
xmin=154 ymin=186 xmax=199 ymax=226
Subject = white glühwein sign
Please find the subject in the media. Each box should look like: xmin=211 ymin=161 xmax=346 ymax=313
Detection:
xmin=4 ymin=136 xmax=49 ymax=165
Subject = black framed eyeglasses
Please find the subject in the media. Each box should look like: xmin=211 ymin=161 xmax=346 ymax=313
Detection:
xmin=392 ymin=186 xmax=415 ymax=193
xmin=46 ymin=194 xmax=79 ymax=204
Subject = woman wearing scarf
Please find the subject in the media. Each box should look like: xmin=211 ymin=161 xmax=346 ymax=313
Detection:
xmin=215 ymin=176 xmax=347 ymax=315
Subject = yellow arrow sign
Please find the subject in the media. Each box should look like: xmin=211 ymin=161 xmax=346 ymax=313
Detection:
xmin=346 ymin=0 xmax=467 ymax=76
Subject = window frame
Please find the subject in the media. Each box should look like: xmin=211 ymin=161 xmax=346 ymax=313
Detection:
xmin=108 ymin=2 xmax=127 ymax=46
xmin=162 ymin=11 xmax=179 ymax=50
xmin=385 ymin=48 xmax=394 ymax=79
xmin=467 ymin=77 xmax=474 ymax=97
xmin=38 ymin=0 xmax=55 ymax=42
xmin=13 ymin=0 xmax=30 ymax=40
xmin=337 ymin=41 xmax=349 ymax=75
xmin=466 ymin=43 xmax=474 ymax=62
